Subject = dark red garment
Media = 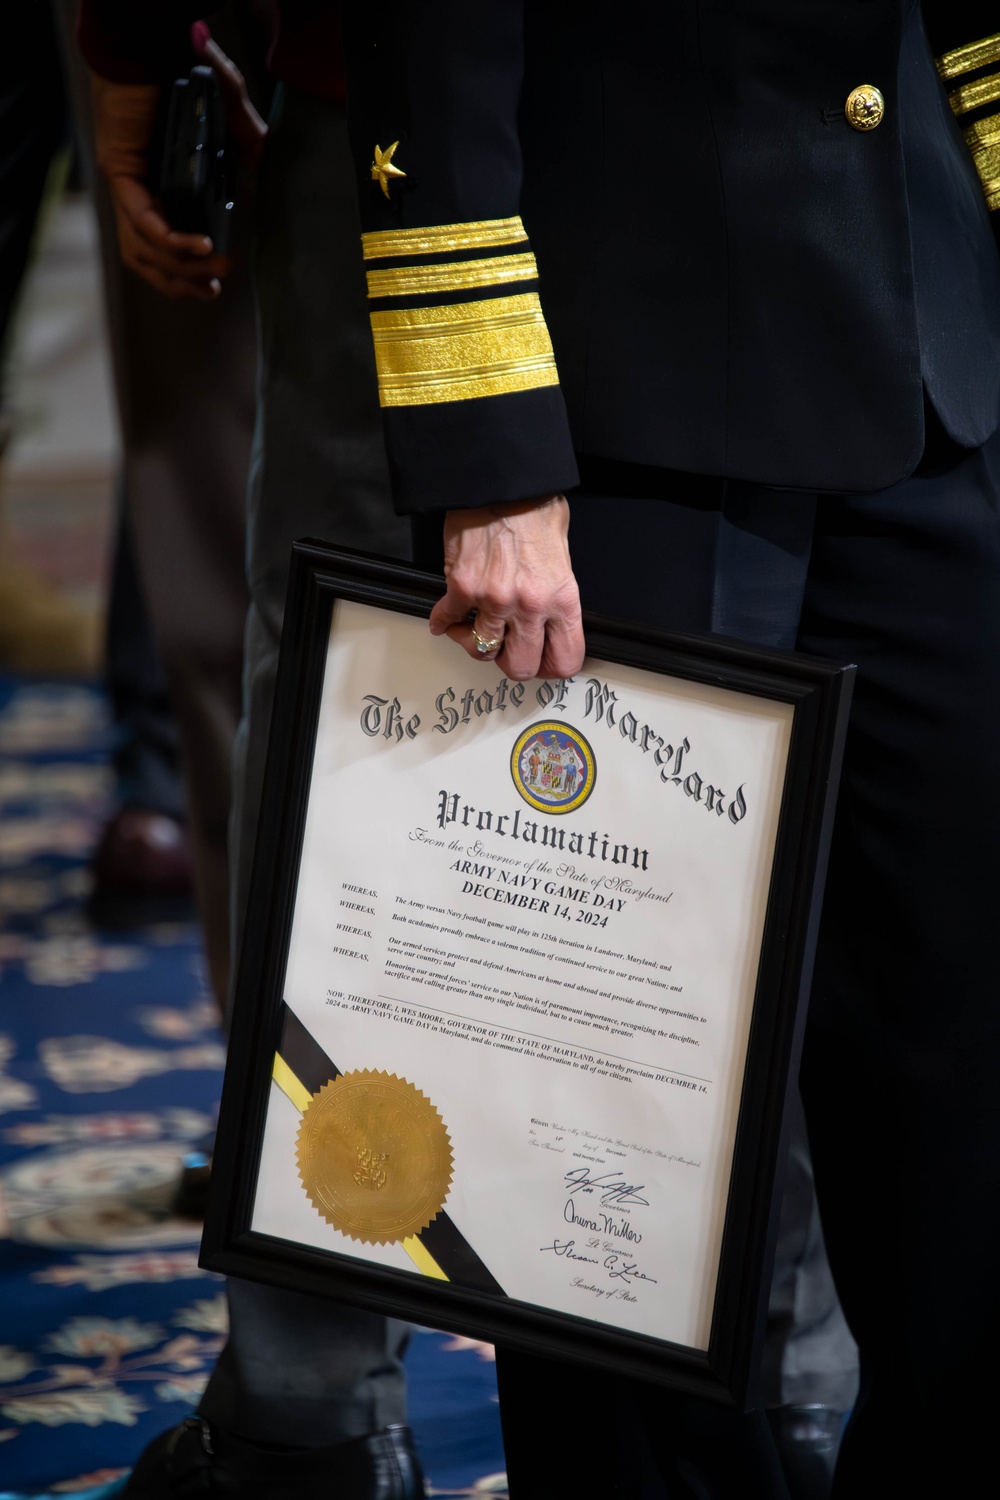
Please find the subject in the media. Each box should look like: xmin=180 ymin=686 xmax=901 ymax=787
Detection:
xmin=269 ymin=2 xmax=345 ymax=103
xmin=77 ymin=0 xmax=345 ymax=103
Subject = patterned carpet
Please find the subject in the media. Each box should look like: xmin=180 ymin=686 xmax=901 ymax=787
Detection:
xmin=0 ymin=679 xmax=506 ymax=1498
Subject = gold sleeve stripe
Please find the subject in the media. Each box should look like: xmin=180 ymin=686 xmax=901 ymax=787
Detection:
xmin=362 ymin=216 xmax=527 ymax=261
xmin=946 ymin=72 xmax=1000 ymax=118
xmin=370 ymin=291 xmax=558 ymax=407
xmin=936 ymin=36 xmax=1000 ymax=210
xmin=270 ymin=1051 xmax=449 ymax=1281
xmin=963 ymin=115 xmax=1000 ymax=209
xmin=366 ymin=251 xmax=538 ymax=301
xmin=937 ymin=32 xmax=1000 ymax=81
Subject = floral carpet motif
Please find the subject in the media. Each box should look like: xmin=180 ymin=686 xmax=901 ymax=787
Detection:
xmin=0 ymin=681 xmax=506 ymax=1498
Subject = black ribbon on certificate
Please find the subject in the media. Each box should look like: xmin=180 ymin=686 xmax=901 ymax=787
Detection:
xmin=274 ymin=1001 xmax=506 ymax=1296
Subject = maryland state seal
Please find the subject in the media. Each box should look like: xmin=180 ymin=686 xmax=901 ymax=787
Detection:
xmin=510 ymin=721 xmax=596 ymax=814
xmin=296 ymin=1070 xmax=453 ymax=1244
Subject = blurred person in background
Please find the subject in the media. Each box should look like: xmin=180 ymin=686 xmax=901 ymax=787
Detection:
xmin=0 ymin=6 xmax=202 ymax=946
xmin=79 ymin=5 xmax=422 ymax=1497
xmin=52 ymin=0 xmax=261 ymax=1017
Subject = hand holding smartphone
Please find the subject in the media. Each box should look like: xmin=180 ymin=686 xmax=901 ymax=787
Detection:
xmin=158 ymin=65 xmax=234 ymax=256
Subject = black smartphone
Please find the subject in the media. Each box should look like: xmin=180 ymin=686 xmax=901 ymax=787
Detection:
xmin=158 ymin=65 xmax=234 ymax=254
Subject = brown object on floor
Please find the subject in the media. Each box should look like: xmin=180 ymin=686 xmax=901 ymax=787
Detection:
xmin=89 ymin=804 xmax=196 ymax=927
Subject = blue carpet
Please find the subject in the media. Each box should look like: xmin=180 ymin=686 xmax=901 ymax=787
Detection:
xmin=0 ymin=680 xmax=506 ymax=1498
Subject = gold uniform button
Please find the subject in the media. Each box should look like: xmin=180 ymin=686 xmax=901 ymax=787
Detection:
xmin=845 ymin=84 xmax=885 ymax=131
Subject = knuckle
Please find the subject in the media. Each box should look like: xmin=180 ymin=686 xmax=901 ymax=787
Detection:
xmin=517 ymin=585 xmax=549 ymax=617
xmin=443 ymin=572 xmax=475 ymax=606
xmin=480 ymin=588 xmax=514 ymax=617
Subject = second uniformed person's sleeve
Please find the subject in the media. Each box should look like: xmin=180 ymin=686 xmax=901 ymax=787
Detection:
xmin=341 ymin=0 xmax=579 ymax=515
xmin=924 ymin=5 xmax=1000 ymax=243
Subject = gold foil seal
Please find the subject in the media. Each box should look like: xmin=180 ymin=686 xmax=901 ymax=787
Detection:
xmin=296 ymin=1070 xmax=453 ymax=1244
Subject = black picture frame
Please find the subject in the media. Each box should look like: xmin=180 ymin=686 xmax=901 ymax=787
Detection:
xmin=201 ymin=542 xmax=854 ymax=1410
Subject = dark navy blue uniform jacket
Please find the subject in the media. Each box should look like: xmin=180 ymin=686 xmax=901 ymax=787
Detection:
xmin=342 ymin=2 xmax=1000 ymax=511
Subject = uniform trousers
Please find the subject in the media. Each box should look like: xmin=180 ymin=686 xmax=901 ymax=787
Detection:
xmin=494 ymin=415 xmax=1000 ymax=1498
xmin=103 ymin=499 xmax=187 ymax=823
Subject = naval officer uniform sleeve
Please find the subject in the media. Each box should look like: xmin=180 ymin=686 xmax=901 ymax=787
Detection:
xmin=340 ymin=0 xmax=580 ymax=516
xmin=924 ymin=3 xmax=1000 ymax=243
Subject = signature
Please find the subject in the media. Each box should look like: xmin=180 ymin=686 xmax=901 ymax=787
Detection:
xmin=540 ymin=1241 xmax=657 ymax=1285
xmin=539 ymin=1239 xmax=599 ymax=1264
xmin=603 ymin=1253 xmax=658 ymax=1285
xmin=564 ymin=1197 xmax=642 ymax=1243
xmin=564 ymin=1167 xmax=649 ymax=1207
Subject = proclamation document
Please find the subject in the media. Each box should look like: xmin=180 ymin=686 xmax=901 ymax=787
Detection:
xmin=249 ymin=598 xmax=795 ymax=1354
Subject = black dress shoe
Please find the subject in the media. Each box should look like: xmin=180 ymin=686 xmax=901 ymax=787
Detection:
xmin=766 ymin=1404 xmax=844 ymax=1500
xmin=122 ymin=1417 xmax=425 ymax=1499
xmin=89 ymin=806 xmax=196 ymax=927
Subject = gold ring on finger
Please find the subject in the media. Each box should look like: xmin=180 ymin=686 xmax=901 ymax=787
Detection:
xmin=471 ymin=626 xmax=503 ymax=657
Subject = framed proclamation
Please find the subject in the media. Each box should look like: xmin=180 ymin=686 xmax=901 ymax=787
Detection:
xmin=202 ymin=543 xmax=854 ymax=1407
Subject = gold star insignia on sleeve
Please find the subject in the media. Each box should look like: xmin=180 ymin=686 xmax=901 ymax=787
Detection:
xmin=371 ymin=141 xmax=406 ymax=199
